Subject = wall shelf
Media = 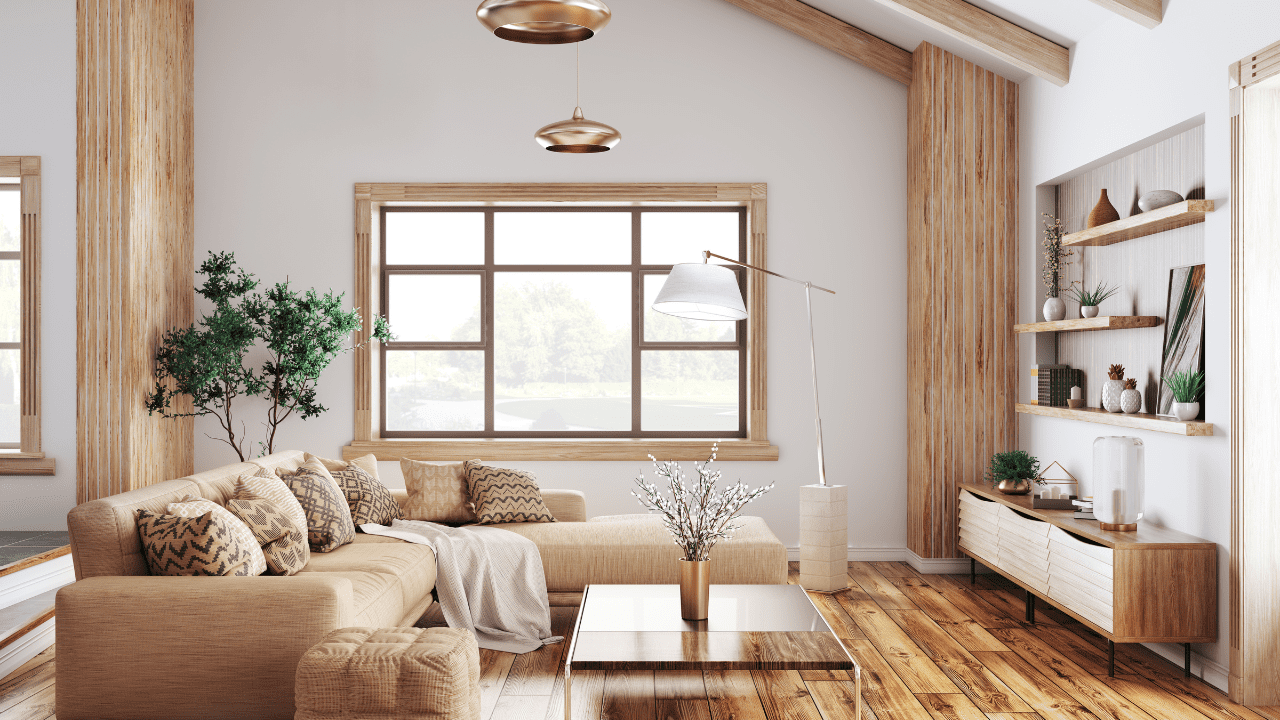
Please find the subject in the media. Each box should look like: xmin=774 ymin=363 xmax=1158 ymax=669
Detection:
xmin=1014 ymin=316 xmax=1162 ymax=334
xmin=1062 ymin=200 xmax=1214 ymax=248
xmin=1016 ymin=403 xmax=1212 ymax=436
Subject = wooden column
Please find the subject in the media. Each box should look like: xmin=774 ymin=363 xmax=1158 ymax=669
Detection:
xmin=77 ymin=0 xmax=195 ymax=503
xmin=907 ymin=43 xmax=1018 ymax=559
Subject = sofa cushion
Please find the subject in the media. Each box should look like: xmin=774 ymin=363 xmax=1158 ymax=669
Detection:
xmin=401 ymin=459 xmax=477 ymax=525
xmin=464 ymin=461 xmax=556 ymax=525
xmin=136 ymin=509 xmax=261 ymax=577
xmin=299 ymin=537 xmax=437 ymax=615
xmin=278 ymin=458 xmax=357 ymax=552
xmin=497 ymin=514 xmax=787 ymax=592
xmin=310 ymin=571 xmax=407 ymax=627
xmin=167 ymin=495 xmax=268 ymax=576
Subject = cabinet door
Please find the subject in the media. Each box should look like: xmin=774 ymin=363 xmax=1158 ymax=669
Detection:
xmin=1047 ymin=526 xmax=1115 ymax=632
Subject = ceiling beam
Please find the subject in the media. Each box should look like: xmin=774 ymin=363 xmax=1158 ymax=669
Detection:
xmin=866 ymin=0 xmax=1070 ymax=86
xmin=1085 ymin=0 xmax=1162 ymax=29
xmin=718 ymin=0 xmax=913 ymax=85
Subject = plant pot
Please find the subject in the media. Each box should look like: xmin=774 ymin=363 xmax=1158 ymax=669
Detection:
xmin=679 ymin=559 xmax=710 ymax=620
xmin=1173 ymin=402 xmax=1200 ymax=421
xmin=1043 ymin=297 xmax=1066 ymax=322
xmin=1088 ymin=189 xmax=1121 ymax=228
xmin=1102 ymin=379 xmax=1125 ymax=413
xmin=1121 ymin=388 xmax=1142 ymax=414
xmin=1081 ymin=305 xmax=1099 ymax=318
xmin=996 ymin=479 xmax=1032 ymax=495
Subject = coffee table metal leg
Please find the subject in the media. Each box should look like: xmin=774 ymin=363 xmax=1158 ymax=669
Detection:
xmin=564 ymin=660 xmax=571 ymax=720
xmin=854 ymin=662 xmax=862 ymax=720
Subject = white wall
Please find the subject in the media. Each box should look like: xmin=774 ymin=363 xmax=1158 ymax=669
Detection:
xmin=1018 ymin=0 xmax=1280 ymax=689
xmin=193 ymin=0 xmax=910 ymax=554
xmin=0 ymin=0 xmax=78 ymax=530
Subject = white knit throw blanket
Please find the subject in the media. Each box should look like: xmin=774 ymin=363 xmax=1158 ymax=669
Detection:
xmin=360 ymin=519 xmax=562 ymax=654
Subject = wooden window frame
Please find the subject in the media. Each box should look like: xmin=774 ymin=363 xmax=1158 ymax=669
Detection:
xmin=346 ymin=183 xmax=778 ymax=462
xmin=0 ymin=157 xmax=52 ymax=475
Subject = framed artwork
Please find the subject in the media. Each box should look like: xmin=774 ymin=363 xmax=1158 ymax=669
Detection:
xmin=1157 ymin=264 xmax=1206 ymax=417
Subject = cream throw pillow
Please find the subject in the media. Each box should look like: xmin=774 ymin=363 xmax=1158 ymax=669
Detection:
xmin=401 ymin=459 xmax=477 ymax=525
xmin=167 ymin=495 xmax=268 ymax=576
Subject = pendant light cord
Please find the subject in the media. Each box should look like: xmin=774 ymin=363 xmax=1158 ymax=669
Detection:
xmin=576 ymin=42 xmax=580 ymax=108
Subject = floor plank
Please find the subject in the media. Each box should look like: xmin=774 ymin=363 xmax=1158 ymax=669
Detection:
xmin=705 ymin=670 xmax=767 ymax=720
xmin=849 ymin=562 xmax=919 ymax=610
xmin=502 ymin=607 xmax=574 ymax=695
xmin=1097 ymin=675 xmax=1206 ymax=720
xmin=548 ymin=668 xmax=605 ymax=720
xmin=972 ymin=576 xmax=1059 ymax=627
xmin=920 ymin=693 xmax=992 ymax=720
xmin=1140 ymin=675 xmax=1271 ymax=720
xmin=807 ymin=678 xmax=870 ymax=720
xmin=986 ymin=714 xmax=1047 ymax=720
xmin=0 ymin=655 xmax=55 ymax=716
xmin=871 ymin=561 xmax=918 ymax=578
xmin=839 ymin=627 xmax=934 ymax=720
xmin=491 ymin=694 xmax=553 ymax=720
xmin=837 ymin=589 xmax=962 ymax=695
xmin=479 ymin=649 xmax=516 ymax=720
xmin=5 ymin=681 xmax=56 ymax=720
xmin=887 ymin=609 xmax=1030 ymax=713
xmin=891 ymin=577 xmax=1010 ymax=652
xmin=602 ymin=669 xmax=657 ymax=720
xmin=973 ymin=651 xmax=1099 ymax=720
xmin=655 ymin=669 xmax=713 ymax=720
xmin=920 ymin=575 xmax=1023 ymax=631
xmin=752 ymin=670 xmax=824 ymax=720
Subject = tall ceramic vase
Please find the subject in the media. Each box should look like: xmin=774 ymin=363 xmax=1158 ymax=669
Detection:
xmin=679 ymin=559 xmax=710 ymax=620
xmin=1088 ymin=189 xmax=1121 ymax=228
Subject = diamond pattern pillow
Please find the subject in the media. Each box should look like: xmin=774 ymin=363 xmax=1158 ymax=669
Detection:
xmin=401 ymin=459 xmax=477 ymax=525
xmin=167 ymin=496 xmax=267 ymax=576
xmin=278 ymin=458 xmax=356 ymax=552
xmin=226 ymin=491 xmax=309 ymax=576
xmin=136 ymin=509 xmax=259 ymax=577
xmin=235 ymin=469 xmax=311 ymax=567
xmin=318 ymin=458 xmax=403 ymax=527
xmin=463 ymin=460 xmax=557 ymax=525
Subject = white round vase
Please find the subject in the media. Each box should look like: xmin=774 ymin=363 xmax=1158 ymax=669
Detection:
xmin=1043 ymin=297 xmax=1066 ymax=322
xmin=1173 ymin=402 xmax=1200 ymax=421
xmin=1081 ymin=305 xmax=1100 ymax=318
xmin=1102 ymin=379 xmax=1125 ymax=413
xmin=1121 ymin=388 xmax=1141 ymax=414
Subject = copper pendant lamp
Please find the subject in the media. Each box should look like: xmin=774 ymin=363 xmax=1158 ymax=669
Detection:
xmin=535 ymin=44 xmax=620 ymax=153
xmin=476 ymin=0 xmax=611 ymax=44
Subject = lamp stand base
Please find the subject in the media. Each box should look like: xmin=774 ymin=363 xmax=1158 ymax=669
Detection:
xmin=799 ymin=484 xmax=848 ymax=592
xmin=1099 ymin=522 xmax=1138 ymax=532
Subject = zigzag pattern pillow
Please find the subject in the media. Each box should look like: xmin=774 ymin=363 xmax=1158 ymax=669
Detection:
xmin=226 ymin=493 xmax=309 ymax=575
xmin=167 ymin=496 xmax=267 ymax=576
xmin=463 ymin=460 xmax=557 ymax=525
xmin=236 ymin=469 xmax=310 ymax=564
xmin=325 ymin=461 xmax=404 ymax=526
xmin=136 ymin=509 xmax=259 ymax=576
xmin=278 ymin=459 xmax=356 ymax=552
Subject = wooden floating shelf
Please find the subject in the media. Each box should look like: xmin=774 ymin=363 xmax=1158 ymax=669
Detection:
xmin=1063 ymin=200 xmax=1214 ymax=248
xmin=1014 ymin=316 xmax=1162 ymax=334
xmin=1016 ymin=403 xmax=1213 ymax=436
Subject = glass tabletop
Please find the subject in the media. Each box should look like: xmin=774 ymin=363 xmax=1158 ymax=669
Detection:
xmin=577 ymin=584 xmax=833 ymax=633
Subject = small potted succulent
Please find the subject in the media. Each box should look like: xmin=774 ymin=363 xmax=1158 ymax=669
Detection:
xmin=1067 ymin=280 xmax=1120 ymax=319
xmin=985 ymin=450 xmax=1042 ymax=496
xmin=1163 ymin=369 xmax=1204 ymax=421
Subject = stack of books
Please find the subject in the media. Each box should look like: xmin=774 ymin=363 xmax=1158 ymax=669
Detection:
xmin=1072 ymin=498 xmax=1095 ymax=520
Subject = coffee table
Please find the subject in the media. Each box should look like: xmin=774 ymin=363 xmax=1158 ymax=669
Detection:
xmin=563 ymin=584 xmax=859 ymax=719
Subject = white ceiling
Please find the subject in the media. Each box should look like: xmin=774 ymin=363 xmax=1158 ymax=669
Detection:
xmin=799 ymin=0 xmax=1124 ymax=83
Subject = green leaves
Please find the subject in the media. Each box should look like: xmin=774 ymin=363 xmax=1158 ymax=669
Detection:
xmin=1066 ymin=280 xmax=1120 ymax=308
xmin=147 ymin=251 xmax=393 ymax=461
xmin=1161 ymin=369 xmax=1204 ymax=404
xmin=984 ymin=450 xmax=1042 ymax=486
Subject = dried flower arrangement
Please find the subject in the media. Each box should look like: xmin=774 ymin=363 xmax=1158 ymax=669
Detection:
xmin=1041 ymin=214 xmax=1076 ymax=299
xmin=632 ymin=444 xmax=774 ymax=562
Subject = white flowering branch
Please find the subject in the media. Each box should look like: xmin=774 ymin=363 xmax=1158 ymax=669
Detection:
xmin=631 ymin=443 xmax=774 ymax=562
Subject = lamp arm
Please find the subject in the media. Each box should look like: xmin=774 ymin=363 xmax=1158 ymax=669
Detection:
xmin=704 ymin=251 xmax=836 ymax=295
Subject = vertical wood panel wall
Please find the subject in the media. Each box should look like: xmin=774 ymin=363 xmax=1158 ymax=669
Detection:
xmin=907 ymin=43 xmax=1018 ymax=559
xmin=77 ymin=0 xmax=195 ymax=503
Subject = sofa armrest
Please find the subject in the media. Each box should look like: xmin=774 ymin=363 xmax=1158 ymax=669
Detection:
xmin=542 ymin=489 xmax=586 ymax=523
xmin=56 ymin=575 xmax=354 ymax=720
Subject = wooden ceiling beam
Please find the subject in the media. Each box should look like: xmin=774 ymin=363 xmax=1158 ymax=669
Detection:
xmin=1085 ymin=0 xmax=1162 ymax=29
xmin=717 ymin=0 xmax=913 ymax=85
xmin=867 ymin=0 xmax=1070 ymax=86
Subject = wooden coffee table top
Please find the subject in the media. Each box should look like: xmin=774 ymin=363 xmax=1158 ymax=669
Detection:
xmin=565 ymin=584 xmax=856 ymax=671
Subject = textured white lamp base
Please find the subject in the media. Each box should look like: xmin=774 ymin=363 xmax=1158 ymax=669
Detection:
xmin=799 ymin=484 xmax=848 ymax=592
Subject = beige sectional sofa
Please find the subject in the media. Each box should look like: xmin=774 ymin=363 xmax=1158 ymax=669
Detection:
xmin=56 ymin=450 xmax=786 ymax=720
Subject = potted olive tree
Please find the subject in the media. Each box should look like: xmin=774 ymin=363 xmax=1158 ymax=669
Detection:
xmin=984 ymin=450 xmax=1043 ymax=496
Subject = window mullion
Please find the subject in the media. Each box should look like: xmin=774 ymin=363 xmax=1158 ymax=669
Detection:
xmin=485 ymin=210 xmax=495 ymax=433
xmin=631 ymin=210 xmax=642 ymax=433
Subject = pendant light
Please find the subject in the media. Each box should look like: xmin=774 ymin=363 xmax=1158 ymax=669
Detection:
xmin=535 ymin=43 xmax=621 ymax=153
xmin=476 ymin=0 xmax=611 ymax=44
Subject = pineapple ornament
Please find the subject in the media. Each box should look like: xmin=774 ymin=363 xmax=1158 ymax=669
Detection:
xmin=1120 ymin=378 xmax=1142 ymax=414
xmin=1102 ymin=364 xmax=1126 ymax=413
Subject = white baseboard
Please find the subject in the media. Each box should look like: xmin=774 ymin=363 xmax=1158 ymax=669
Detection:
xmin=0 ymin=555 xmax=74 ymax=609
xmin=786 ymin=547 xmax=909 ymax=563
xmin=785 ymin=547 xmax=992 ymax=575
xmin=1143 ymin=642 xmax=1229 ymax=692
xmin=0 ymin=616 xmax=53 ymax=684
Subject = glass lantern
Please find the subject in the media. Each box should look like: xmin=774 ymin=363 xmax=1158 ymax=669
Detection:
xmin=1092 ymin=436 xmax=1144 ymax=531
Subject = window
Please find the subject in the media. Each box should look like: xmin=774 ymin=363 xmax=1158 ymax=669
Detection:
xmin=0 ymin=157 xmax=51 ymax=474
xmin=350 ymin=184 xmax=776 ymax=461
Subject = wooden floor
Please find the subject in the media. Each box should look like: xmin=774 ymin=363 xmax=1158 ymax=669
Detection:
xmin=4 ymin=562 xmax=1279 ymax=720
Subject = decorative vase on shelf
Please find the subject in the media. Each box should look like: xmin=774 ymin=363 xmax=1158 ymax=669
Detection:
xmin=1138 ymin=190 xmax=1184 ymax=213
xmin=1120 ymin=379 xmax=1141 ymax=414
xmin=996 ymin=479 xmax=1032 ymax=495
xmin=1102 ymin=364 xmax=1126 ymax=413
xmin=1043 ymin=297 xmax=1067 ymax=322
xmin=1081 ymin=305 xmax=1099 ymax=318
xmin=1173 ymin=402 xmax=1200 ymax=421
xmin=1093 ymin=436 xmax=1144 ymax=532
xmin=1088 ymin=189 xmax=1121 ymax=228
xmin=679 ymin=559 xmax=710 ymax=620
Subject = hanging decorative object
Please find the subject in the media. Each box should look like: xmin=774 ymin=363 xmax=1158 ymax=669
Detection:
xmin=476 ymin=0 xmax=611 ymax=44
xmin=1092 ymin=436 xmax=1145 ymax=532
xmin=536 ymin=44 xmax=620 ymax=153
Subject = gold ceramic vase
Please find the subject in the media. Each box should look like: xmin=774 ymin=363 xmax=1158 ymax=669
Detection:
xmin=996 ymin=479 xmax=1032 ymax=495
xmin=679 ymin=559 xmax=710 ymax=620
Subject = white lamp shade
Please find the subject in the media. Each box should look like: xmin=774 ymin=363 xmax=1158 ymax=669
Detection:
xmin=651 ymin=263 xmax=747 ymax=321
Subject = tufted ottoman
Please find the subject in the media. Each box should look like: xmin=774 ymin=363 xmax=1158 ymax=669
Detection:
xmin=295 ymin=627 xmax=480 ymax=720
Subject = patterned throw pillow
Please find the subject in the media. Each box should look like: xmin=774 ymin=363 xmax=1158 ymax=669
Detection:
xmin=401 ymin=459 xmax=477 ymax=525
xmin=226 ymin=491 xmax=309 ymax=576
xmin=237 ymin=469 xmax=310 ymax=548
xmin=167 ymin=496 xmax=267 ymax=576
xmin=277 ymin=458 xmax=356 ymax=552
xmin=463 ymin=460 xmax=557 ymax=525
xmin=322 ymin=460 xmax=403 ymax=526
xmin=136 ymin=509 xmax=259 ymax=577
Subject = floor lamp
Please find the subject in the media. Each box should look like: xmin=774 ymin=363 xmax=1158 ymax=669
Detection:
xmin=652 ymin=251 xmax=848 ymax=593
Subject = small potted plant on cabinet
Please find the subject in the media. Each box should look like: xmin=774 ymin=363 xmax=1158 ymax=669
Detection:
xmin=1162 ymin=369 xmax=1205 ymax=421
xmin=984 ymin=450 xmax=1042 ymax=496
